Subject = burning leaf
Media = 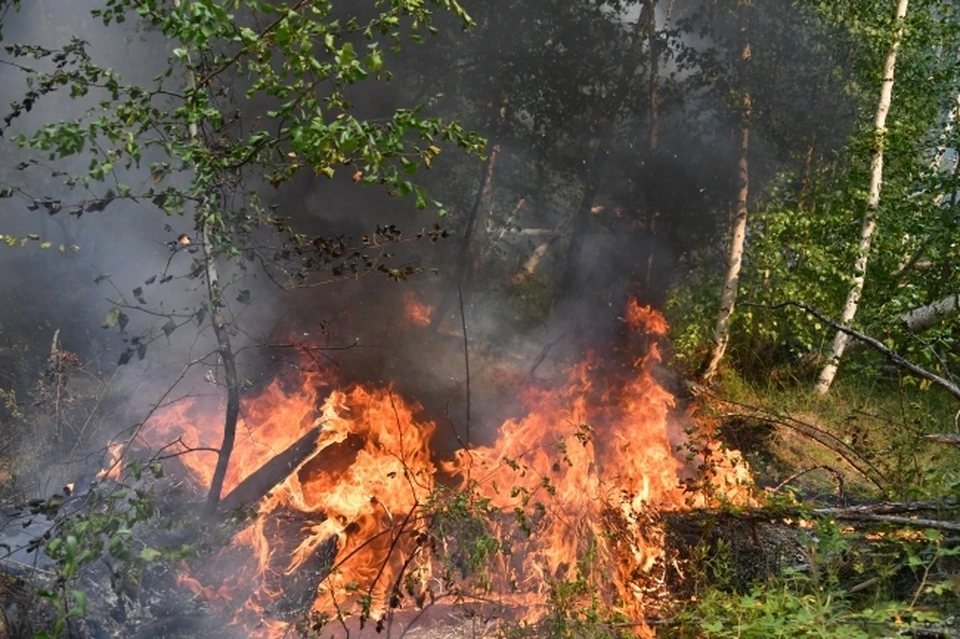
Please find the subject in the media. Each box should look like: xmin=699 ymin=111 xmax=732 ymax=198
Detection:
xmin=132 ymin=287 xmax=147 ymax=305
xmin=162 ymin=319 xmax=177 ymax=338
xmin=101 ymin=307 xmax=121 ymax=329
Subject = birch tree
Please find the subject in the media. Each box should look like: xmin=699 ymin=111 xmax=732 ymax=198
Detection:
xmin=815 ymin=0 xmax=911 ymax=395
xmin=699 ymin=0 xmax=751 ymax=383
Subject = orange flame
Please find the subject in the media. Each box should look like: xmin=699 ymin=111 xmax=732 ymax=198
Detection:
xmin=403 ymin=290 xmax=433 ymax=327
xmin=96 ymin=442 xmax=124 ymax=481
xmin=127 ymin=298 xmax=753 ymax=637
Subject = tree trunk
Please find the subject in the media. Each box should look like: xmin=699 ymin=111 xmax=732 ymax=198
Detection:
xmin=699 ymin=0 xmax=751 ymax=383
xmin=429 ymin=144 xmax=498 ymax=331
xmin=815 ymin=0 xmax=910 ymax=395
xmin=561 ymin=6 xmax=653 ymax=292
xmin=560 ymin=134 xmax=614 ymax=294
xmin=896 ymin=293 xmax=960 ymax=333
xmin=171 ymin=0 xmax=242 ymax=513
xmin=646 ymin=0 xmax=660 ymax=152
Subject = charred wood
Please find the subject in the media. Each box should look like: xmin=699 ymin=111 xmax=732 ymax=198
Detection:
xmin=218 ymin=425 xmax=324 ymax=512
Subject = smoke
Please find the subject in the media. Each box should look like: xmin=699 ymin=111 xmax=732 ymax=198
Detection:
xmin=0 ymin=0 xmax=857 ymax=495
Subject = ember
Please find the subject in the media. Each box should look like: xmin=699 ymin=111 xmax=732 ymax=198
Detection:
xmin=133 ymin=297 xmax=753 ymax=637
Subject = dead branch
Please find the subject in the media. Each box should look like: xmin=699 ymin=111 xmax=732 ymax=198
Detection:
xmin=772 ymin=465 xmax=846 ymax=502
xmin=927 ymin=433 xmax=960 ymax=446
xmin=528 ymin=332 xmax=567 ymax=379
xmin=814 ymin=511 xmax=960 ymax=532
xmin=685 ymin=499 xmax=960 ymax=533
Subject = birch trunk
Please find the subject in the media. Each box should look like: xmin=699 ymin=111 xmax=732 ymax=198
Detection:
xmin=842 ymin=293 xmax=960 ymax=357
xmin=172 ymin=0 xmax=241 ymax=512
xmin=699 ymin=0 xmax=751 ymax=383
xmin=815 ymin=0 xmax=910 ymax=395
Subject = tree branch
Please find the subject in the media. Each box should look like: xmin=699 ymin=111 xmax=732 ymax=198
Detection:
xmin=763 ymin=301 xmax=960 ymax=401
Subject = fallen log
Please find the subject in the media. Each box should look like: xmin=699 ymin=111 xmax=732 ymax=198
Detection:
xmin=219 ymin=425 xmax=323 ymax=512
xmin=220 ymin=428 xmax=369 ymax=513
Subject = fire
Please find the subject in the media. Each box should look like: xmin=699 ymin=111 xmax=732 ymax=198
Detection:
xmin=122 ymin=297 xmax=753 ymax=637
xmin=403 ymin=290 xmax=433 ymax=327
xmin=96 ymin=442 xmax=124 ymax=481
xmin=442 ymin=304 xmax=688 ymax=630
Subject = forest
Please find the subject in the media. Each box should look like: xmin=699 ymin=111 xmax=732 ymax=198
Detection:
xmin=0 ymin=0 xmax=959 ymax=636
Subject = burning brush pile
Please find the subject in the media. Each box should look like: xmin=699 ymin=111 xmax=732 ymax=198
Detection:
xmin=94 ymin=298 xmax=755 ymax=638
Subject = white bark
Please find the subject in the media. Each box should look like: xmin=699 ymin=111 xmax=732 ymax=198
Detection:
xmin=815 ymin=0 xmax=910 ymax=395
xmin=700 ymin=1 xmax=750 ymax=383
xmin=898 ymin=293 xmax=960 ymax=332
xmin=838 ymin=293 xmax=960 ymax=358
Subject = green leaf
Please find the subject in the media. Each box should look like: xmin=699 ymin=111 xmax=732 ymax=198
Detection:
xmin=236 ymin=289 xmax=251 ymax=304
xmin=133 ymin=287 xmax=146 ymax=304
xmin=69 ymin=590 xmax=88 ymax=617
xmin=101 ymin=307 xmax=121 ymax=329
xmin=140 ymin=547 xmax=162 ymax=563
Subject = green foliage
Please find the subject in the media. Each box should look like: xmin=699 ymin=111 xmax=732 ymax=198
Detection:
xmin=426 ymin=483 xmax=501 ymax=587
xmin=667 ymin=0 xmax=960 ymax=383
xmin=35 ymin=459 xmax=196 ymax=638
xmin=667 ymin=519 xmax=960 ymax=639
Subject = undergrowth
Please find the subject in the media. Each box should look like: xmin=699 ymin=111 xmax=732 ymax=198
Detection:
xmin=700 ymin=369 xmax=960 ymax=501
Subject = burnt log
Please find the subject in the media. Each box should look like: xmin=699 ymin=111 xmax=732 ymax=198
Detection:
xmin=270 ymin=533 xmax=339 ymax=620
xmin=219 ymin=425 xmax=324 ymax=512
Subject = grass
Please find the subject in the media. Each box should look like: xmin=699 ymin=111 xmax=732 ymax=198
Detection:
xmin=702 ymin=368 xmax=960 ymax=502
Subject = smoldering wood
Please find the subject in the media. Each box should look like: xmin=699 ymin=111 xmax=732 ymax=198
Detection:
xmin=295 ymin=432 xmax=365 ymax=483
